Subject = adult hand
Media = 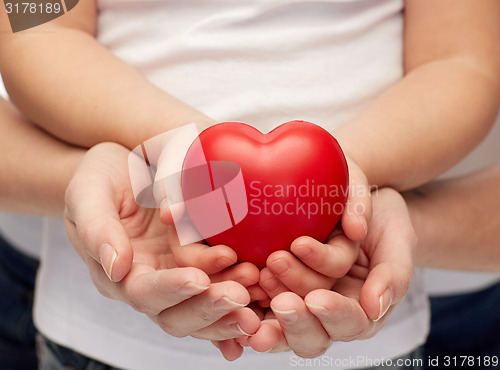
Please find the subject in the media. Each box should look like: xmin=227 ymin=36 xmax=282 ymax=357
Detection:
xmin=241 ymin=187 xmax=416 ymax=357
xmin=64 ymin=142 xmax=260 ymax=342
xmin=340 ymin=155 xmax=373 ymax=241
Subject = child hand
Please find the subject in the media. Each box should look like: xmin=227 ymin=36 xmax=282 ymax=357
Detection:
xmin=258 ymin=154 xmax=371 ymax=303
xmin=259 ymin=232 xmax=360 ymax=301
xmin=239 ymin=187 xmax=416 ymax=356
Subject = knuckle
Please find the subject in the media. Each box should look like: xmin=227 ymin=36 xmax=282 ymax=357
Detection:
xmin=93 ymin=282 xmax=112 ymax=299
xmin=157 ymin=318 xmax=189 ymax=338
xmin=333 ymin=260 xmax=353 ymax=278
xmin=128 ymin=299 xmax=148 ymax=314
xmin=78 ymin=224 xmax=92 ymax=246
xmin=191 ymin=305 xmax=219 ymax=322
xmin=64 ymin=182 xmax=77 ymax=210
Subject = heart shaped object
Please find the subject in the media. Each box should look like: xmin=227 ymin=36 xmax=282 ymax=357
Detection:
xmin=181 ymin=120 xmax=349 ymax=268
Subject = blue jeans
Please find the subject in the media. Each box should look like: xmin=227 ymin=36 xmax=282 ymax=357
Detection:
xmin=0 ymin=233 xmax=39 ymax=369
xmin=423 ymin=282 xmax=500 ymax=369
xmin=38 ymin=333 xmax=423 ymax=370
xmin=37 ymin=335 xmax=120 ymax=370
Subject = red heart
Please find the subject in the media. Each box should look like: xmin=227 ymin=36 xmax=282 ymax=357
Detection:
xmin=181 ymin=120 xmax=349 ymax=268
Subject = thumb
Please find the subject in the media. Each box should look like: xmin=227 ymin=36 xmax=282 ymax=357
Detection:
xmin=358 ymin=189 xmax=415 ymax=321
xmin=152 ymin=129 xmax=198 ymax=225
xmin=64 ymin=145 xmax=134 ymax=282
xmin=341 ymin=157 xmax=372 ymax=242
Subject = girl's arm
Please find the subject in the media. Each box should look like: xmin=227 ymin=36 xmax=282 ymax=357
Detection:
xmin=0 ymin=1 xmax=214 ymax=150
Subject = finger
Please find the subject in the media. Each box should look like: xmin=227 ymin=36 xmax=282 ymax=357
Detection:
xmin=305 ymin=287 xmax=371 ymax=341
xmin=359 ymin=235 xmax=414 ymax=321
xmin=192 ymin=307 xmax=260 ymax=340
xmin=172 ymin=242 xmax=238 ymax=274
xmin=291 ymin=235 xmax=360 ymax=278
xmin=259 ymin=267 xmax=289 ymax=299
xmin=271 ymin=292 xmax=331 ymax=358
xmin=160 ymin=201 xmax=185 ymax=225
xmin=359 ymin=188 xmax=415 ymax=321
xmin=258 ymin=298 xmax=271 ymax=308
xmin=212 ymin=339 xmax=244 ymax=361
xmin=247 ymin=284 xmax=269 ymax=301
xmin=64 ymin=162 xmax=133 ymax=282
xmin=154 ymin=281 xmax=251 ymax=338
xmin=246 ymin=319 xmax=290 ymax=353
xmin=210 ymin=262 xmax=260 ymax=288
xmin=266 ymin=251 xmax=336 ymax=297
xmin=341 ymin=157 xmax=373 ymax=241
xmin=117 ymin=265 xmax=211 ymax=314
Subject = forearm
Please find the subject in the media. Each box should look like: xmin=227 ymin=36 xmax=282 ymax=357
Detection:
xmin=335 ymin=0 xmax=500 ymax=191
xmin=405 ymin=164 xmax=500 ymax=272
xmin=334 ymin=59 xmax=500 ymax=190
xmin=0 ymin=98 xmax=84 ymax=215
xmin=0 ymin=3 xmax=214 ymax=149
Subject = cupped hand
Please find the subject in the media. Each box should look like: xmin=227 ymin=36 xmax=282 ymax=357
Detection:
xmin=240 ymin=187 xmax=416 ymax=357
xmin=64 ymin=142 xmax=260 ymax=342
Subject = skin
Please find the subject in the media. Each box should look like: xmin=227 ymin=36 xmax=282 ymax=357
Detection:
xmin=64 ymin=143 xmax=416 ymax=361
xmin=179 ymin=187 xmax=416 ymax=359
xmin=0 ymin=99 xmax=259 ymax=342
xmin=0 ymin=98 xmax=82 ymax=214
xmin=1 ymin=0 xmax=500 ymax=362
xmin=2 ymin=102 xmax=499 ymax=358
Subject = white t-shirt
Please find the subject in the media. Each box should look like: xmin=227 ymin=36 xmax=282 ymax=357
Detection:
xmin=2 ymin=1 xmax=429 ymax=369
xmin=0 ymin=213 xmax=43 ymax=259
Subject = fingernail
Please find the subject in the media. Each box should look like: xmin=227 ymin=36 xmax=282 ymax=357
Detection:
xmin=254 ymin=347 xmax=274 ymax=353
xmin=235 ymin=323 xmax=252 ymax=336
xmin=359 ymin=215 xmax=368 ymax=237
xmin=270 ymin=258 xmax=290 ymax=275
xmin=273 ymin=308 xmax=298 ymax=324
xmin=180 ymin=282 xmax=209 ymax=295
xmin=305 ymin=302 xmax=329 ymax=315
xmin=374 ymin=289 xmax=393 ymax=322
xmin=100 ymin=243 xmax=117 ymax=281
xmin=214 ymin=296 xmax=246 ymax=311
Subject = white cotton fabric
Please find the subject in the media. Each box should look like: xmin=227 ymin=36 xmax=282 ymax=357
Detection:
xmin=0 ymin=213 xmax=43 ymax=258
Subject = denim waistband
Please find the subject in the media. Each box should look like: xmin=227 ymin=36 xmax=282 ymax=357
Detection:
xmin=0 ymin=233 xmax=39 ymax=287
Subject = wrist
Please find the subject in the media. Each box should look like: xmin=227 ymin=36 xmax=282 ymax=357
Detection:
xmin=55 ymin=147 xmax=86 ymax=215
